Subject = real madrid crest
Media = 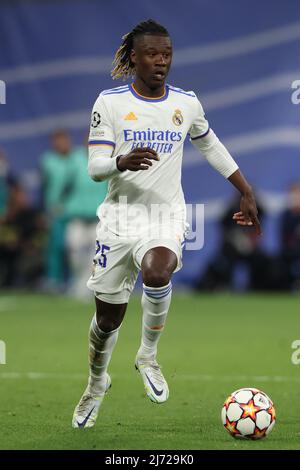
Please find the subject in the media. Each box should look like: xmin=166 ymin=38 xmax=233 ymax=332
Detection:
xmin=172 ymin=109 xmax=183 ymax=126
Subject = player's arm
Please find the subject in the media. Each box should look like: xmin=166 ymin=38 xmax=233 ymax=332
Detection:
xmin=189 ymin=99 xmax=261 ymax=235
xmin=87 ymin=95 xmax=120 ymax=181
xmin=89 ymin=145 xmax=160 ymax=180
xmin=227 ymin=169 xmax=261 ymax=235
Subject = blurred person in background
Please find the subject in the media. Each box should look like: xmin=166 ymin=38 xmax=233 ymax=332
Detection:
xmin=0 ymin=150 xmax=17 ymax=216
xmin=197 ymin=195 xmax=271 ymax=291
xmin=64 ymin=135 xmax=108 ymax=299
xmin=280 ymin=182 xmax=300 ymax=290
xmin=41 ymin=130 xmax=78 ymax=291
xmin=0 ymin=182 xmax=46 ymax=288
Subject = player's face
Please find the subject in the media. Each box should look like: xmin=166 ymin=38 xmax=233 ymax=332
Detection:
xmin=131 ymin=34 xmax=172 ymax=89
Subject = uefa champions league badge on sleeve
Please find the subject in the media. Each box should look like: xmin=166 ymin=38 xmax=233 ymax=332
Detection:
xmin=91 ymin=111 xmax=101 ymax=128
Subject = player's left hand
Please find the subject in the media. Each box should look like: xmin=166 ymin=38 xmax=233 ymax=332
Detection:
xmin=232 ymin=193 xmax=262 ymax=235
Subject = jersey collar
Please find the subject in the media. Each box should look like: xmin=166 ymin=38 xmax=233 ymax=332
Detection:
xmin=129 ymin=83 xmax=169 ymax=102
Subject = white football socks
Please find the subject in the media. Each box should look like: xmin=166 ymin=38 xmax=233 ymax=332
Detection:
xmin=88 ymin=314 xmax=120 ymax=395
xmin=137 ymin=282 xmax=172 ymax=360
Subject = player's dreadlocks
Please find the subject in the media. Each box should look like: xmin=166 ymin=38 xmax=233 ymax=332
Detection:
xmin=111 ymin=19 xmax=169 ymax=80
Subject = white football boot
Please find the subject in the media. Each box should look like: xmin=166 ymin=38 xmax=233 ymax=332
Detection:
xmin=135 ymin=356 xmax=169 ymax=404
xmin=72 ymin=373 xmax=111 ymax=428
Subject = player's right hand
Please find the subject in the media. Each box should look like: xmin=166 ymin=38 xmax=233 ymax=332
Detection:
xmin=117 ymin=147 xmax=160 ymax=171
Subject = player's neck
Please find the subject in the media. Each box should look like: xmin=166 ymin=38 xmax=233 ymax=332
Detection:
xmin=132 ymin=78 xmax=166 ymax=98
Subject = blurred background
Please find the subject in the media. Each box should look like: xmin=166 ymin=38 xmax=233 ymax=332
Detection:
xmin=1 ymin=0 xmax=300 ymax=297
xmin=2 ymin=0 xmax=300 ymax=452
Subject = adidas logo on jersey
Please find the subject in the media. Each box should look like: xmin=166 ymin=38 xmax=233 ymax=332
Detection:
xmin=124 ymin=112 xmax=138 ymax=120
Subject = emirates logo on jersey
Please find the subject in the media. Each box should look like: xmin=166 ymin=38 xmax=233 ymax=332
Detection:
xmin=172 ymin=109 xmax=183 ymax=126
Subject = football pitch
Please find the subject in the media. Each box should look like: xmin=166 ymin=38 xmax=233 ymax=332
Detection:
xmin=0 ymin=292 xmax=300 ymax=450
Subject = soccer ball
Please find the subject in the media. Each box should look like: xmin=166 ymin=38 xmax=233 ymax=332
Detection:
xmin=221 ymin=387 xmax=276 ymax=439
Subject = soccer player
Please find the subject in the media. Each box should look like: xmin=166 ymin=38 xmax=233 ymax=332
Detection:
xmin=72 ymin=19 xmax=261 ymax=428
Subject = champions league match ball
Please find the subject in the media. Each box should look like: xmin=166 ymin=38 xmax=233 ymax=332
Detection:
xmin=221 ymin=388 xmax=276 ymax=439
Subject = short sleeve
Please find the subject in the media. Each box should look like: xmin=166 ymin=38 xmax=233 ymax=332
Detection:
xmin=88 ymin=94 xmax=116 ymax=148
xmin=188 ymin=98 xmax=210 ymax=140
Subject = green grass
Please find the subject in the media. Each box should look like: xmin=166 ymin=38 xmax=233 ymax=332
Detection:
xmin=0 ymin=292 xmax=300 ymax=450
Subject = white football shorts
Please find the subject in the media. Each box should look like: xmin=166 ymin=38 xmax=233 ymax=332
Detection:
xmin=86 ymin=221 xmax=187 ymax=304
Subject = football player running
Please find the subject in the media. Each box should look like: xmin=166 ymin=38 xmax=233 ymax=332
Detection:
xmin=72 ymin=19 xmax=260 ymax=428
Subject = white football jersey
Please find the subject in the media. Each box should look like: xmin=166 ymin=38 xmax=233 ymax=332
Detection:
xmin=88 ymin=83 xmax=209 ymax=237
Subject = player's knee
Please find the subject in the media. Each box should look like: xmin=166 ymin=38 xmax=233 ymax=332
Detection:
xmin=96 ymin=315 xmax=121 ymax=333
xmin=142 ymin=269 xmax=171 ymax=288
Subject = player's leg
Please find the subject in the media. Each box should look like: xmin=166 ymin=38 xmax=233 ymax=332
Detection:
xmin=139 ymin=246 xmax=176 ymax=357
xmin=135 ymin=246 xmax=177 ymax=403
xmin=73 ymin=226 xmax=138 ymax=428
xmin=72 ymin=299 xmax=127 ymax=428
xmin=89 ymin=297 xmax=127 ymax=393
